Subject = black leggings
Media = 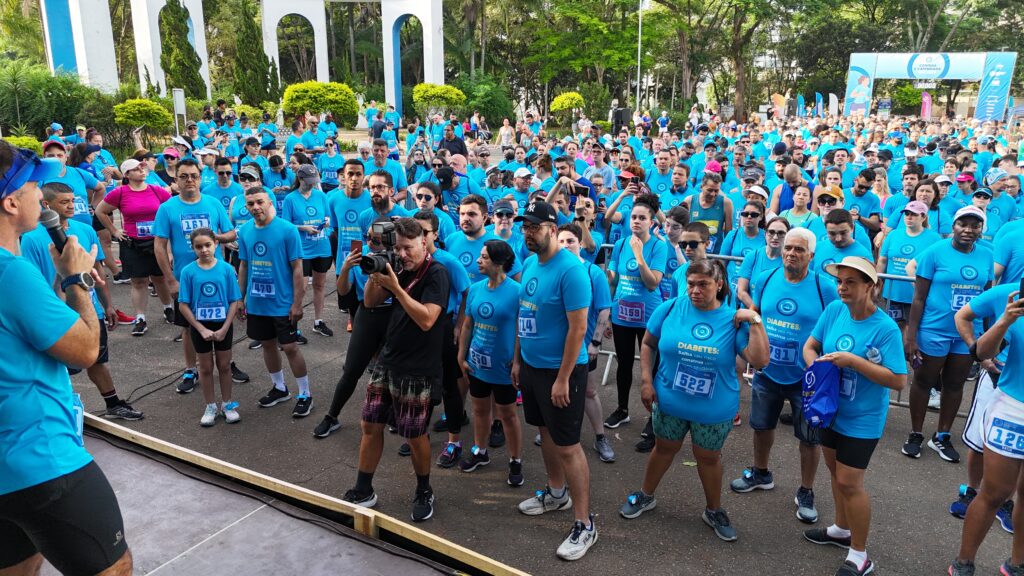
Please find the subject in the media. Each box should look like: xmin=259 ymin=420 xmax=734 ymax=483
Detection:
xmin=612 ymin=323 xmax=646 ymax=412
xmin=327 ymin=305 xmax=393 ymax=417
xmin=440 ymin=314 xmax=464 ymax=435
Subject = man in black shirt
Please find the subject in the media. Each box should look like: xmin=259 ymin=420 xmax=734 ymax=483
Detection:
xmin=437 ymin=123 xmax=469 ymax=157
xmin=343 ymin=218 xmax=449 ymax=523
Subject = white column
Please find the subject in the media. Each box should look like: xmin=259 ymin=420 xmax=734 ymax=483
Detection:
xmin=420 ymin=0 xmax=445 ymax=85
xmin=261 ymin=0 xmax=328 ymax=83
xmin=68 ymin=0 xmax=119 ymax=92
xmin=381 ymin=0 xmax=445 ymax=115
xmin=130 ymin=0 xmax=165 ymax=93
xmin=183 ymin=0 xmax=211 ymax=98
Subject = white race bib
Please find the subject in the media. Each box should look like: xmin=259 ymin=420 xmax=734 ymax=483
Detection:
xmin=251 ymin=281 xmax=276 ymax=298
xmin=517 ymin=310 xmax=538 ymax=338
xmin=671 ymin=364 xmax=715 ymax=398
xmin=136 ymin=220 xmax=154 ymax=237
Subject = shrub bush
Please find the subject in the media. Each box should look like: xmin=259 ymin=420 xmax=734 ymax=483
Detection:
xmin=282 ymin=81 xmax=359 ymax=127
xmin=412 ymin=83 xmax=466 ymax=119
xmin=3 ymin=136 xmax=42 ymax=154
xmin=114 ymin=99 xmax=174 ymax=131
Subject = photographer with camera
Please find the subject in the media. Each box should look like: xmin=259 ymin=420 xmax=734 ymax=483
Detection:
xmin=343 ymin=218 xmax=450 ymax=523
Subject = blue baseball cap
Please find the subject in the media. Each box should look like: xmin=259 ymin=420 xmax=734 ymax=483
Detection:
xmin=50 ymin=122 xmax=63 ymax=132
xmin=0 ymin=148 xmax=61 ymax=199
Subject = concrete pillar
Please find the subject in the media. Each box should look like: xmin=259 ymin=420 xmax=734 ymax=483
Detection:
xmin=261 ymin=0 xmax=329 ymax=85
xmin=131 ymin=0 xmax=211 ymax=97
xmin=40 ymin=0 xmax=78 ymax=74
xmin=68 ymin=0 xmax=120 ymax=92
xmin=381 ymin=0 xmax=444 ymax=117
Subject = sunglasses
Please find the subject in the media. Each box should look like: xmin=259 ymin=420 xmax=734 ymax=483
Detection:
xmin=494 ymin=211 xmax=514 ymax=218
xmin=739 ymin=211 xmax=761 ymax=218
xmin=415 ymin=193 xmax=434 ymax=201
xmin=216 ymin=170 xmax=233 ymax=176
xmin=817 ymin=196 xmax=838 ymax=206
xmin=679 ymin=240 xmax=703 ymax=250
xmin=177 ymin=173 xmax=200 ymax=180
xmin=432 ymin=163 xmax=444 ymax=168
xmin=326 ymin=143 xmax=336 ymax=147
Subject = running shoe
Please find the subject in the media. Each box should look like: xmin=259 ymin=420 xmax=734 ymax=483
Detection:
xmin=432 ymin=413 xmax=449 ymax=433
xmin=968 ymin=363 xmax=980 ymax=381
xmin=104 ymin=402 xmax=144 ymax=421
xmin=295 ymin=332 xmax=308 ymax=345
xmin=173 ymin=333 xmax=183 ymax=343
xmin=111 ymin=272 xmax=130 ymax=285
xmin=518 ymin=486 xmax=572 ymax=516
xmin=929 ymin=388 xmax=942 ymax=409
xmin=131 ymin=318 xmax=148 ymax=337
xmin=342 ymin=488 xmax=378 ymax=508
xmin=998 ymin=500 xmax=1015 ymax=534
xmin=795 ymin=487 xmax=819 ymax=524
xmin=459 ymin=445 xmax=490 ymax=472
xmin=162 ymin=307 xmax=174 ymax=324
xmin=115 ymin=309 xmax=136 ymax=325
xmin=222 ymin=401 xmax=240 ymax=423
xmin=436 ymin=442 xmax=462 ymax=468
xmin=488 ymin=420 xmax=506 ymax=448
xmin=230 ymin=362 xmax=250 ymax=383
xmin=313 ymin=320 xmax=334 ymax=337
xmin=733 ymin=413 xmax=742 ymax=426
xmin=902 ymin=432 xmax=925 ymax=458
xmin=634 ymin=436 xmax=655 ymax=453
xmin=948 ymin=559 xmax=975 ymax=576
xmin=620 ymin=491 xmax=657 ymax=519
xmin=257 ymin=386 xmax=291 ymax=407
xmin=248 ymin=340 xmax=263 ymax=350
xmin=779 ymin=411 xmax=794 ymax=426
xmin=702 ymin=508 xmax=737 ymax=542
xmin=950 ymin=485 xmax=977 ymax=518
xmin=507 ymin=460 xmax=524 ymax=487
xmin=730 ymin=468 xmax=775 ymax=493
xmin=803 ymin=527 xmax=851 ymax=549
xmin=835 ymin=559 xmax=874 ymax=575
xmin=555 ymin=516 xmax=597 ymax=561
xmin=200 ymin=403 xmax=218 ymax=427
xmin=603 ymin=408 xmax=630 ymax=429
xmin=594 ymin=436 xmax=616 ymax=462
xmin=1001 ymin=560 xmax=1024 ymax=576
xmin=313 ymin=415 xmax=341 ymax=438
xmin=516 ymin=390 xmax=522 ymax=406
xmin=176 ymin=369 xmax=198 ymax=394
xmin=411 ymin=487 xmax=434 ymax=522
xmin=534 ymin=433 xmax=542 ymax=446
xmin=148 ymin=283 xmax=157 ymax=297
xmin=292 ymin=395 xmax=313 ymax=418
xmin=930 ymin=432 xmax=961 ymax=463
xmin=398 ymin=442 xmax=411 ymax=457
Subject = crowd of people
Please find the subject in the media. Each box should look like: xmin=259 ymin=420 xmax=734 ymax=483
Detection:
xmin=3 ymin=103 xmax=1024 ymax=575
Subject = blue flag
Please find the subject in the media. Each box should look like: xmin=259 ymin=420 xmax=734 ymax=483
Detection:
xmin=797 ymin=94 xmax=806 ymax=117
xmin=815 ymin=93 xmax=824 ymax=117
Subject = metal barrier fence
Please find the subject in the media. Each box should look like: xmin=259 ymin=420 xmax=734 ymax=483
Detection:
xmin=593 ymin=244 xmax=968 ymax=417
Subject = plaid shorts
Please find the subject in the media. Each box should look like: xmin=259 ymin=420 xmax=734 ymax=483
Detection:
xmin=361 ymin=365 xmax=436 ymax=438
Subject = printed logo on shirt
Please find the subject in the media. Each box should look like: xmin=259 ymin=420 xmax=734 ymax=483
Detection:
xmin=626 ymin=258 xmax=639 ymax=272
xmin=836 ymin=334 xmax=856 ymax=352
xmin=667 ymin=258 xmax=679 ymax=271
xmin=345 ymin=210 xmax=358 ymax=223
xmin=777 ymin=298 xmax=798 ymax=316
xmin=220 ymin=197 xmax=231 ymax=208
xmin=525 ymin=277 xmax=539 ymax=296
xmin=692 ymin=323 xmax=713 ymax=341
xmin=479 ymin=302 xmax=494 ymax=319
xmin=201 ymin=282 xmax=217 ymax=297
xmin=459 ymin=252 xmax=474 ymax=266
xmin=961 ymin=266 xmax=979 ymax=281
xmin=306 ymin=206 xmax=317 ymax=216
xmin=657 ymin=182 xmax=667 ymax=192
xmin=254 ymin=242 xmax=268 ymax=257
xmin=900 ymin=244 xmax=915 ymax=256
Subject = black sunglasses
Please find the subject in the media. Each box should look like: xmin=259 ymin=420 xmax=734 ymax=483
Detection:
xmin=679 ymin=240 xmax=703 ymax=249
xmin=415 ymin=193 xmax=434 ymax=201
xmin=739 ymin=211 xmax=762 ymax=218
xmin=216 ymin=170 xmax=233 ymax=176
xmin=817 ymin=196 xmax=838 ymax=206
xmin=494 ymin=211 xmax=514 ymax=218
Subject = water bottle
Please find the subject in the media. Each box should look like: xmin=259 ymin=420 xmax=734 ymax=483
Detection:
xmin=866 ymin=344 xmax=882 ymax=365
xmin=72 ymin=393 xmax=85 ymax=444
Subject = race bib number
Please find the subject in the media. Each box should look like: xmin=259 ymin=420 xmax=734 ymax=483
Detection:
xmin=196 ymin=306 xmax=227 ymax=321
xmin=617 ymin=300 xmax=645 ymax=324
xmin=518 ymin=310 xmax=538 ymax=338
xmin=988 ymin=417 xmax=1024 ymax=457
xmin=73 ymin=196 xmax=89 ymax=216
xmin=886 ymin=301 xmax=905 ymax=321
xmin=840 ymin=371 xmax=856 ymax=400
xmin=469 ymin=347 xmax=492 ymax=369
xmin=951 ymin=287 xmax=981 ymax=312
xmin=180 ymin=214 xmax=211 ymax=238
xmin=769 ymin=341 xmax=798 ymax=365
xmin=251 ymin=281 xmax=276 ymax=298
xmin=671 ymin=365 xmax=715 ymax=398
xmin=136 ymin=220 xmax=154 ymax=237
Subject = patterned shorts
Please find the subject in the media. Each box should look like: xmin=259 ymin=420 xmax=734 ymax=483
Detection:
xmin=652 ymin=403 xmax=733 ymax=451
xmin=361 ymin=365 xmax=436 ymax=438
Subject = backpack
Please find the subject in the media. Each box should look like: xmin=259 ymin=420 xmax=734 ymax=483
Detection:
xmin=802 ymin=359 xmax=841 ymax=430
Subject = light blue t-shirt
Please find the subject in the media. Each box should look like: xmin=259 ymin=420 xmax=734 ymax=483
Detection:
xmin=995 ymin=228 xmax=1024 ymax=285
xmin=282 ymin=189 xmax=332 ymax=259
xmin=813 ymin=239 xmax=875 ymax=275
xmin=202 ymin=181 xmax=244 ymax=213
xmin=967 ymin=284 xmax=1014 ymax=379
xmin=0 ymin=248 xmax=91 ymax=495
xmin=263 ymin=168 xmax=294 ymax=192
xmin=844 ymin=190 xmax=882 ymax=219
xmin=316 ymin=154 xmax=345 ymax=187
xmin=659 ymin=238 xmax=683 ymax=301
xmin=237 ymin=217 xmax=303 ymax=317
xmin=432 ymin=247 xmax=472 ymax=315
xmin=517 ymin=249 xmax=592 ymax=368
xmin=807 ymin=218 xmax=872 ymax=251
xmin=720 ymin=229 xmax=766 ymax=292
xmin=443 ymin=231 xmax=524 ymax=284
xmin=585 ymin=260 xmax=613 ymax=344
xmin=301 ymin=130 xmax=326 ymax=153
xmin=465 ymin=277 xmax=520 ymax=385
xmin=753 ymin=268 xmax=838 ymax=384
xmin=648 ymin=297 xmax=750 ymax=424
xmin=362 ymin=159 xmax=410 ymax=191
xmin=811 ymin=300 xmax=907 ymax=439
xmin=915 ymin=240 xmax=994 ymax=339
xmin=42 ymin=166 xmax=100 ymax=225
xmin=440 ymin=178 xmax=483 ymax=223
xmin=357 ymin=204 xmax=410 ymax=235
xmin=178 ymin=259 xmax=242 ymax=323
xmin=20 ymin=221 xmax=106 ymax=319
xmin=327 ymin=189 xmax=372 ymax=251
xmin=880 ymin=227 xmax=942 ymax=303
xmin=738 ymin=247 xmax=783 ymax=297
xmin=609 ymin=235 xmax=668 ymax=328
xmin=153 ymin=195 xmax=233 ymax=279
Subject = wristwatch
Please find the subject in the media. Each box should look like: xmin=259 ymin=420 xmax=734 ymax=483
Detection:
xmin=749 ymin=313 xmax=762 ymax=325
xmin=60 ymin=272 xmax=95 ymax=293
xmin=590 ymin=339 xmax=602 ymax=348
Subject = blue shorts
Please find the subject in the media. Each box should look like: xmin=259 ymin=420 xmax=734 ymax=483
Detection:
xmin=749 ymin=372 xmax=817 ymax=445
xmin=917 ymin=327 xmax=969 ymax=357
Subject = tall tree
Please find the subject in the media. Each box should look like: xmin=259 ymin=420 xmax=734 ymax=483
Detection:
xmin=0 ymin=0 xmax=45 ymax=63
xmin=158 ymin=0 xmax=206 ymax=97
xmin=233 ymin=0 xmax=274 ymax=104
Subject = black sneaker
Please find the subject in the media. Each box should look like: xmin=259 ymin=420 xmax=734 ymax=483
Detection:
xmin=342 ymin=488 xmax=378 ymax=508
xmin=779 ymin=412 xmax=794 ymax=426
xmin=929 ymin=433 xmax=961 ymax=463
xmin=436 ymin=442 xmax=462 ymax=468
xmin=149 ymin=283 xmax=157 ymax=297
xmin=111 ymin=271 xmax=130 ymax=285
xmin=295 ymin=332 xmax=308 ymax=345
xmin=313 ymin=320 xmax=334 ymax=337
xmin=230 ymin=362 xmax=250 ymax=383
xmin=173 ymin=333 xmax=183 ymax=343
xmin=432 ymin=414 xmax=449 ymax=433
xmin=635 ymin=436 xmax=655 ymax=453
xmin=257 ymin=386 xmax=291 ymax=407
xmin=803 ymin=527 xmax=851 ymax=549
xmin=248 ymin=339 xmax=263 ymax=350
xmin=411 ymin=487 xmax=434 ymax=522
xmin=313 ymin=415 xmax=341 ymax=438
xmin=604 ymin=408 xmax=630 ymax=429
xmin=488 ymin=420 xmax=506 ymax=448
xmin=508 ymin=459 xmax=524 ymax=487
xmin=459 ymin=446 xmax=491 ymax=472
xmin=131 ymin=318 xmax=148 ymax=337
xmin=292 ymin=395 xmax=313 ymax=418
xmin=902 ymin=432 xmax=925 ymax=458
xmin=835 ymin=559 xmax=874 ymax=575
xmin=176 ymin=369 xmax=198 ymax=394
xmin=104 ymin=402 xmax=144 ymax=421
xmin=398 ymin=442 xmax=411 ymax=457
xmin=162 ymin=307 xmax=174 ymax=324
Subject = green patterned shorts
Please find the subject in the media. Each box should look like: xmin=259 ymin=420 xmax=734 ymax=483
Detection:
xmin=652 ymin=403 xmax=733 ymax=451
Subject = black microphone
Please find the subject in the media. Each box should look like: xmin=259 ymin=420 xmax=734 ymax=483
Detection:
xmin=40 ymin=209 xmax=67 ymax=254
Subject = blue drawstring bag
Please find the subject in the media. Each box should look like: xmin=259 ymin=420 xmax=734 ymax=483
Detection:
xmin=803 ymin=360 xmax=841 ymax=430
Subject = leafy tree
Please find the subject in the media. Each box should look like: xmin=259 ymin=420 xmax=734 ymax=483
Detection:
xmin=158 ymin=0 xmax=206 ymax=97
xmin=232 ymin=0 xmax=275 ymax=105
xmin=550 ymin=91 xmax=585 ymax=126
xmin=2 ymin=136 xmax=43 ymax=154
xmin=0 ymin=0 xmax=45 ymax=63
xmin=114 ymin=98 xmax=174 ymax=131
xmin=412 ymin=83 xmax=467 ymax=118
xmin=454 ymin=74 xmax=514 ymax=123
xmin=282 ymin=81 xmax=359 ymax=126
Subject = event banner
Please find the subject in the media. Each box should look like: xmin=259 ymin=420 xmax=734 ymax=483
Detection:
xmin=815 ymin=92 xmax=824 ymax=117
xmin=828 ymin=93 xmax=839 ymax=117
xmin=976 ymin=52 xmax=1018 ymax=121
xmin=797 ymin=94 xmax=805 ymax=117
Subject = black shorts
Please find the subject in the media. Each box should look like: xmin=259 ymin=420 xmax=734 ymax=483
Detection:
xmin=469 ymin=375 xmax=518 ymax=405
xmin=260 ymin=142 xmax=277 ymax=151
xmin=337 ymin=284 xmax=359 ymax=314
xmin=189 ymin=320 xmax=234 ymax=353
xmin=820 ymin=428 xmax=879 ymax=470
xmin=119 ymin=239 xmax=162 ymax=279
xmin=96 ymin=322 xmax=109 ymax=365
xmin=519 ymin=361 xmax=588 ymax=447
xmin=0 ymin=461 xmax=128 ymax=574
xmin=588 ymin=354 xmax=598 ymax=373
xmin=225 ymin=247 xmax=241 ymax=269
xmin=302 ymin=256 xmax=333 ymax=277
xmin=172 ymin=297 xmax=190 ymax=328
xmin=442 ymin=314 xmax=462 ymax=387
xmin=247 ymin=314 xmax=299 ymax=345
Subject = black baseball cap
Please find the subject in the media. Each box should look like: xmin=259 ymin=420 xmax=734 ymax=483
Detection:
xmin=514 ymin=200 xmax=558 ymax=225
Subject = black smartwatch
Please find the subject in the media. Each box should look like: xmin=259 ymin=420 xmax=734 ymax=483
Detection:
xmin=60 ymin=272 xmax=95 ymax=293
xmin=590 ymin=339 xmax=602 ymax=348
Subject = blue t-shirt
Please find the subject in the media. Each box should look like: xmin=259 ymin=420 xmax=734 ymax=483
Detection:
xmin=327 ymin=190 xmax=372 ymax=251
xmin=880 ymin=227 xmax=942 ymax=303
xmin=316 ymin=154 xmax=345 ymax=187
xmin=178 ymin=259 xmax=242 ymax=322
xmin=285 ymin=134 xmax=303 ymax=159
xmin=201 ymin=181 xmax=244 ymax=212
xmin=968 ymin=284 xmax=1015 ymax=380
xmin=659 ymin=238 xmax=683 ymax=301
xmin=810 ymin=301 xmax=907 ymax=439
xmin=813 ymin=240 xmax=875 ymax=275
xmin=753 ymin=269 xmax=838 ymax=384
xmin=845 ymin=191 xmax=883 ymax=219
xmin=517 ymin=249 xmax=592 ymax=368
xmin=362 ymin=159 xmax=410 ymax=191
xmin=443 ymin=231 xmax=524 ymax=284
xmin=915 ymin=240 xmax=994 ymax=339
xmin=609 ymin=235 xmax=668 ymax=328
xmin=237 ymin=217 xmax=304 ymax=316
xmin=440 ymin=178 xmax=483 ymax=223
xmin=230 ymin=194 xmax=253 ymax=230
xmin=357 ymin=204 xmax=410 ymax=235
xmin=20 ymin=222 xmax=106 ymax=319
xmin=301 ymin=130 xmax=326 ymax=153
xmin=257 ymin=122 xmax=278 ymax=146
xmin=0 ymin=248 xmax=91 ymax=495
xmin=465 ymin=277 xmax=520 ymax=385
xmin=995 ymin=228 xmax=1024 ymax=285
xmin=646 ymin=169 xmax=674 ymax=196
xmin=240 ymin=155 xmax=269 ymax=174
xmin=432 ymin=247 xmax=472 ymax=315
xmin=585 ymin=260 xmax=613 ymax=344
xmin=282 ymin=189 xmax=332 ymax=258
xmin=806 ymin=218 xmax=872 ymax=251
xmin=581 ymin=229 xmax=605 ymax=265
xmin=153 ymin=195 xmax=233 ymax=279
xmin=263 ymin=168 xmax=294 ymax=192
xmin=42 ymin=166 xmax=100 ymax=225
xmin=648 ymin=297 xmax=750 ymax=424
xmin=720 ymin=229 xmax=766 ymax=292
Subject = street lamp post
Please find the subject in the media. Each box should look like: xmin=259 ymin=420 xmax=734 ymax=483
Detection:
xmin=636 ymin=0 xmax=643 ymax=110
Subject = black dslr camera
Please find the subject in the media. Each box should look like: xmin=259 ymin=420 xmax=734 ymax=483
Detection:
xmin=360 ymin=221 xmax=402 ymax=274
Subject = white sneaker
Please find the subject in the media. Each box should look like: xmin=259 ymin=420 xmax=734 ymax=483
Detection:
xmin=222 ymin=402 xmax=240 ymax=424
xmin=200 ymin=403 xmax=218 ymax=427
xmin=556 ymin=517 xmax=598 ymax=561
xmin=518 ymin=486 xmax=572 ymax=516
xmin=928 ymin=388 xmax=941 ymax=409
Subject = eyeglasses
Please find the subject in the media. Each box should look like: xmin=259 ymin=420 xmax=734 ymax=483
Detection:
xmin=326 ymin=143 xmax=335 ymax=147
xmin=973 ymin=192 xmax=990 ymax=199
xmin=177 ymin=173 xmax=200 ymax=180
xmin=369 ymin=184 xmax=390 ymax=191
xmin=739 ymin=211 xmax=761 ymax=218
xmin=494 ymin=211 xmax=514 ymax=218
xmin=415 ymin=194 xmax=434 ymax=201
xmin=766 ymin=229 xmax=787 ymax=237
xmin=679 ymin=240 xmax=703 ymax=249
xmin=817 ymin=196 xmax=838 ymax=206
xmin=239 ymin=176 xmax=257 ymax=183
xmin=421 ymin=228 xmax=437 ymax=235
xmin=480 ymin=153 xmax=490 ymax=157
xmin=432 ymin=163 xmax=444 ymax=168
xmin=217 ymin=171 xmax=233 ymax=176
